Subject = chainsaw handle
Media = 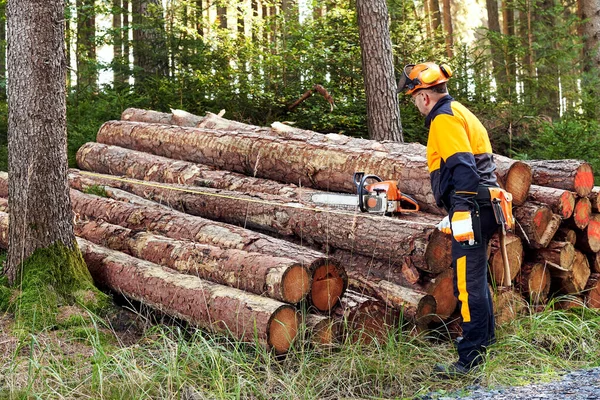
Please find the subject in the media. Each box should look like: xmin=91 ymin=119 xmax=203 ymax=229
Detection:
xmin=400 ymin=193 xmax=420 ymax=212
xmin=355 ymin=173 xmax=383 ymax=212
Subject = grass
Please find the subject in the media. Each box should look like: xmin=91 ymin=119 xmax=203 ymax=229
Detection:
xmin=1 ymin=302 xmax=600 ymax=400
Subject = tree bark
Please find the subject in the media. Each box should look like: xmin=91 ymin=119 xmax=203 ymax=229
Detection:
xmin=527 ymin=160 xmax=594 ymax=197
xmin=589 ymin=187 xmax=600 ymax=213
xmin=442 ymin=0 xmax=454 ymax=57
xmin=423 ymin=268 xmax=456 ymax=320
xmin=79 ymin=238 xmax=299 ymax=354
xmin=552 ymin=250 xmax=590 ymax=294
xmin=581 ymin=0 xmax=600 ymax=118
xmin=67 ymin=169 xmax=451 ymax=275
xmin=5 ymin=0 xmax=78 ymax=283
xmin=536 ymin=241 xmax=575 ymax=272
xmin=527 ymin=185 xmax=575 ymax=219
xmin=489 ymin=232 xmax=523 ymax=286
xmin=576 ymin=214 xmax=600 ymax=253
xmin=515 ymin=262 xmax=550 ymax=304
xmin=513 ymin=202 xmax=559 ymax=249
xmin=553 ymin=227 xmax=576 ymax=245
xmin=304 ymin=314 xmax=339 ymax=345
xmin=74 ymin=218 xmax=311 ymax=304
xmin=355 ymin=0 xmax=402 ymax=142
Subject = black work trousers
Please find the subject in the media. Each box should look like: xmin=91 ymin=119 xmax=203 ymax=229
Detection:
xmin=450 ymin=202 xmax=499 ymax=368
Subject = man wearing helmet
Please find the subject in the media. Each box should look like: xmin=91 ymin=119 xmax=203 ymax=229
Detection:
xmin=399 ymin=62 xmax=500 ymax=377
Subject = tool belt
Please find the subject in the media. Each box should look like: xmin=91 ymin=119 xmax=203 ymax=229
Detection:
xmin=475 ymin=186 xmax=515 ymax=231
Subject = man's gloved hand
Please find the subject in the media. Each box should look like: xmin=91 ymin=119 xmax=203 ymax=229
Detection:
xmin=436 ymin=216 xmax=451 ymax=234
xmin=451 ymin=211 xmax=475 ymax=245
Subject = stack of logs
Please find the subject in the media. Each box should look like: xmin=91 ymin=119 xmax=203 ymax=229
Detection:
xmin=3 ymin=107 xmax=599 ymax=354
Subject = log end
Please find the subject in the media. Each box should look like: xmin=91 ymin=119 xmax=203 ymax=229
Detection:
xmin=559 ymin=191 xmax=576 ymax=219
xmin=309 ymin=262 xmax=347 ymax=313
xmin=530 ymin=205 xmax=553 ymax=246
xmin=305 ymin=315 xmax=340 ymax=346
xmin=493 ymin=288 xmax=527 ymax=325
xmin=427 ymin=269 xmax=457 ymax=320
xmin=525 ymin=263 xmax=551 ymax=304
xmin=424 ymin=230 xmax=452 ymax=274
xmin=504 ymin=161 xmax=532 ymax=206
xmin=586 ymin=276 xmax=600 ymax=308
xmin=582 ymin=215 xmax=600 ymax=253
xmin=282 ymin=265 xmax=311 ymax=304
xmin=573 ymin=197 xmax=592 ymax=230
xmin=490 ymin=234 xmax=523 ymax=286
xmin=268 ymin=306 xmax=300 ymax=354
xmin=415 ymin=294 xmax=437 ymax=327
xmin=574 ymin=163 xmax=594 ymax=197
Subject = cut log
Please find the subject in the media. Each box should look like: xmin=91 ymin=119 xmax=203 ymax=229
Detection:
xmin=121 ymin=107 xmax=205 ymax=127
xmin=67 ymin=169 xmax=451 ymax=275
xmin=588 ymin=252 xmax=600 ymax=274
xmin=0 ymin=216 xmax=300 ymax=354
xmin=423 ymin=269 xmax=457 ymax=320
xmin=552 ymin=250 xmax=591 ymax=294
xmin=590 ymin=187 xmax=600 ymax=212
xmin=492 ymin=156 xmax=532 ymax=206
xmin=527 ymin=185 xmax=575 ymax=219
xmin=74 ymin=218 xmax=311 ymax=304
xmin=569 ymin=197 xmax=592 ymax=230
xmin=79 ymin=239 xmax=300 ymax=354
xmin=584 ymin=273 xmax=600 ymax=308
xmin=304 ymin=314 xmax=340 ymax=346
xmin=347 ymin=274 xmax=437 ymax=329
xmin=492 ymin=288 xmax=527 ymax=325
xmin=576 ymin=214 xmax=600 ymax=253
xmin=332 ymin=289 xmax=398 ymax=344
xmin=536 ymin=241 xmax=575 ymax=272
xmin=553 ymin=227 xmax=577 ymax=245
xmin=515 ymin=262 xmax=551 ymax=305
xmin=527 ymin=159 xmax=594 ymax=197
xmin=553 ymin=296 xmax=585 ymax=309
xmin=513 ymin=202 xmax=557 ymax=248
xmin=489 ymin=232 xmax=523 ymax=286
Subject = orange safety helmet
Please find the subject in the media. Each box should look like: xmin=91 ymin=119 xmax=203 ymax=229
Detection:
xmin=398 ymin=62 xmax=453 ymax=95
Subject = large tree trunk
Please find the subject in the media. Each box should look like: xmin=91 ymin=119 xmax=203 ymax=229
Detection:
xmin=74 ymin=218 xmax=311 ymax=304
xmin=79 ymin=238 xmax=299 ymax=354
xmin=527 ymin=185 xmax=575 ymax=219
xmin=527 ymin=160 xmax=594 ymax=197
xmin=5 ymin=0 xmax=80 ymax=284
xmin=355 ymin=0 xmax=402 ymax=142
xmin=67 ymin=169 xmax=451 ymax=274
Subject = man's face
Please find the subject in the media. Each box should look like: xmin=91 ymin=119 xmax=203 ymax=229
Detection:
xmin=411 ymin=91 xmax=427 ymax=116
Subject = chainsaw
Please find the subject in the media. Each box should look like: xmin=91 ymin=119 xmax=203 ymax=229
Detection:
xmin=311 ymin=172 xmax=420 ymax=214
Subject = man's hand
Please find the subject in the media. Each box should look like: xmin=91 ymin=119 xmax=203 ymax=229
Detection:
xmin=436 ymin=216 xmax=451 ymax=234
xmin=451 ymin=211 xmax=475 ymax=245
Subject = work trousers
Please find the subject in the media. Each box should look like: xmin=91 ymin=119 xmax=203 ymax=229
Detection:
xmin=450 ymin=202 xmax=499 ymax=368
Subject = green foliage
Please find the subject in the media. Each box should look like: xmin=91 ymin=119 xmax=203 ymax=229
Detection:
xmin=82 ymin=184 xmax=108 ymax=198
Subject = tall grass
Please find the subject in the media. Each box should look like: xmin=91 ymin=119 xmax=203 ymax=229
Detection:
xmin=1 ymin=304 xmax=600 ymax=399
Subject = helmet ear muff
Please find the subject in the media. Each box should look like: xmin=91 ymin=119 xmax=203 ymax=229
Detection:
xmin=419 ymin=68 xmax=439 ymax=84
xmin=440 ymin=63 xmax=453 ymax=78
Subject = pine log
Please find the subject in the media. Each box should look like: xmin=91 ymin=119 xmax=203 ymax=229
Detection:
xmin=513 ymin=202 xmax=559 ymax=248
xmin=0 ymin=197 xmax=7 ymax=212
xmin=65 ymin=188 xmax=348 ymax=313
xmin=347 ymin=274 xmax=437 ymax=328
xmin=576 ymin=214 xmax=600 ymax=253
xmin=74 ymin=218 xmax=311 ymax=304
xmin=0 ymin=215 xmax=300 ymax=354
xmin=590 ymin=187 xmax=600 ymax=212
xmin=78 ymin=239 xmax=300 ymax=354
xmin=515 ymin=262 xmax=551 ymax=305
xmin=527 ymin=159 xmax=594 ymax=197
xmin=67 ymin=169 xmax=452 ymax=275
xmin=552 ymin=250 xmax=590 ymax=294
xmin=569 ymin=197 xmax=592 ymax=230
xmin=588 ymin=252 xmax=600 ymax=274
xmin=537 ymin=241 xmax=575 ymax=272
xmin=423 ymin=269 xmax=457 ymax=320
xmin=553 ymin=296 xmax=585 ymax=310
xmin=304 ymin=314 xmax=340 ymax=346
xmin=492 ymin=288 xmax=527 ymax=325
xmin=492 ymin=156 xmax=532 ymax=207
xmin=527 ymin=185 xmax=575 ymax=219
xmin=121 ymin=107 xmax=205 ymax=126
xmin=489 ymin=232 xmax=523 ymax=286
xmin=332 ymin=289 xmax=398 ymax=344
xmin=584 ymin=273 xmax=600 ymax=308
xmin=76 ymin=142 xmax=312 ymax=199
xmin=553 ymin=227 xmax=577 ymax=245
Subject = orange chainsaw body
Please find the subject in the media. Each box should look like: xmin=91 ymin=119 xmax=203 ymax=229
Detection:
xmin=355 ymin=173 xmax=420 ymax=214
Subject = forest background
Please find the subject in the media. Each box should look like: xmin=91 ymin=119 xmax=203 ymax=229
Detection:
xmin=0 ymin=0 xmax=598 ymax=179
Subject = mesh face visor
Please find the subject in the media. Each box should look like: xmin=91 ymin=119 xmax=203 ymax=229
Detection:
xmin=397 ymin=64 xmax=417 ymax=93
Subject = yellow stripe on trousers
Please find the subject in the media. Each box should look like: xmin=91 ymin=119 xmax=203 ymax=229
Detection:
xmin=457 ymin=255 xmax=471 ymax=322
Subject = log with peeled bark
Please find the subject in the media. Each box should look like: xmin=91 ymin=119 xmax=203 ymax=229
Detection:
xmin=552 ymin=250 xmax=591 ymax=294
xmin=492 ymin=288 xmax=527 ymax=325
xmin=0 ymin=215 xmax=300 ymax=354
xmin=527 ymin=185 xmax=575 ymax=219
xmin=488 ymin=232 xmax=523 ymax=287
xmin=332 ymin=289 xmax=398 ymax=344
xmin=66 ymin=188 xmax=348 ymax=313
xmin=423 ymin=268 xmax=457 ymax=320
xmin=347 ymin=274 xmax=437 ymax=328
xmin=78 ymin=239 xmax=301 ymax=354
xmin=575 ymin=214 xmax=600 ymax=253
xmin=513 ymin=202 xmax=560 ymax=249
xmin=536 ymin=241 xmax=575 ymax=272
xmin=569 ymin=197 xmax=592 ymax=230
xmin=67 ymin=169 xmax=452 ymax=275
xmin=553 ymin=227 xmax=577 ymax=245
xmin=584 ymin=273 xmax=600 ymax=308
xmin=527 ymin=159 xmax=594 ymax=197
xmin=74 ymin=218 xmax=311 ymax=304
xmin=121 ymin=107 xmax=205 ymax=127
xmin=515 ymin=262 xmax=551 ymax=305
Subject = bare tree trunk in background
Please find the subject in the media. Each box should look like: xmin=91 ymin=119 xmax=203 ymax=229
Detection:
xmin=0 ymin=5 xmax=5 ymax=99
xmin=76 ymin=0 xmax=97 ymax=91
xmin=487 ymin=0 xmax=508 ymax=96
xmin=356 ymin=0 xmax=403 ymax=142
xmin=429 ymin=0 xmax=442 ymax=31
xmin=132 ymin=0 xmax=169 ymax=85
xmin=6 ymin=0 xmax=76 ymax=282
xmin=442 ymin=0 xmax=454 ymax=57
xmin=423 ymin=0 xmax=433 ymax=39
xmin=581 ymin=0 xmax=600 ymax=118
xmin=122 ymin=0 xmax=130 ymax=83
xmin=113 ymin=0 xmax=127 ymax=88
xmin=537 ymin=0 xmax=560 ymax=120
xmin=217 ymin=1 xmax=227 ymax=30
xmin=196 ymin=0 xmax=204 ymax=37
xmin=502 ymin=0 xmax=516 ymax=91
